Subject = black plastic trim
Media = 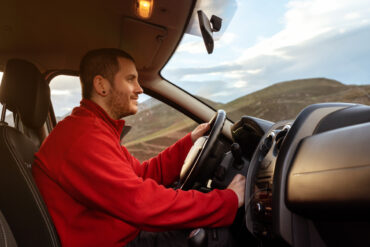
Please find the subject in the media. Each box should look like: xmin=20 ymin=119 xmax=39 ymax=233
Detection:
xmin=286 ymin=123 xmax=370 ymax=219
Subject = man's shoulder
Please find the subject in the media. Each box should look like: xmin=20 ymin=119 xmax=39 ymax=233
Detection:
xmin=42 ymin=113 xmax=110 ymax=150
xmin=36 ymin=110 xmax=121 ymax=163
xmin=54 ymin=114 xmax=97 ymax=136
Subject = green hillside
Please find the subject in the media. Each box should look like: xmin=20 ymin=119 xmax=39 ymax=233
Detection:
xmin=123 ymin=78 xmax=370 ymax=161
xmin=225 ymin=78 xmax=370 ymax=122
xmin=122 ymin=99 xmax=196 ymax=160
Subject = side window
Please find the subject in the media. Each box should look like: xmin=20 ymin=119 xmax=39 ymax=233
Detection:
xmin=122 ymin=94 xmax=197 ymax=163
xmin=50 ymin=75 xmax=82 ymax=122
xmin=0 ymin=72 xmax=14 ymax=127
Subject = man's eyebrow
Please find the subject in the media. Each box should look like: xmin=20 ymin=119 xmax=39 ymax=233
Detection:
xmin=126 ymin=74 xmax=138 ymax=79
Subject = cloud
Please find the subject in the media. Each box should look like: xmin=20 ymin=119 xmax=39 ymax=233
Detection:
xmin=51 ymin=90 xmax=71 ymax=96
xmin=233 ymin=80 xmax=248 ymax=88
xmin=237 ymin=0 xmax=370 ymax=63
xmin=50 ymin=75 xmax=82 ymax=117
xmin=174 ymin=79 xmax=254 ymax=103
xmin=164 ymin=63 xmax=243 ymax=81
xmin=51 ymin=92 xmax=81 ymax=117
xmin=246 ymin=69 xmax=263 ymax=75
xmin=218 ymin=32 xmax=236 ymax=46
xmin=223 ymin=70 xmax=249 ymax=79
xmin=177 ymin=40 xmax=205 ymax=54
xmin=51 ymin=75 xmax=80 ymax=91
xmin=177 ymin=32 xmax=237 ymax=54
xmin=164 ymin=0 xmax=370 ymax=104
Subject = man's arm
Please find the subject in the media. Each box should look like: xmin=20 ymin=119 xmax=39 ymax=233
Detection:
xmin=130 ymin=123 xmax=210 ymax=186
xmin=60 ymin=130 xmax=239 ymax=231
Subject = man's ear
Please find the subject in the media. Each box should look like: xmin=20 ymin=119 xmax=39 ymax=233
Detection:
xmin=92 ymin=75 xmax=110 ymax=97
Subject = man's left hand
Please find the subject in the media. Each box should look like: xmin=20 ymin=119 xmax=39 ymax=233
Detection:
xmin=191 ymin=123 xmax=210 ymax=143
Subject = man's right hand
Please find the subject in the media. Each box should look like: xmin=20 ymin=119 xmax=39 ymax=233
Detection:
xmin=227 ymin=174 xmax=246 ymax=208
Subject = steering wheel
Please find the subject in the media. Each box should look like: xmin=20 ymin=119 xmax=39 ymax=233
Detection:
xmin=178 ymin=110 xmax=226 ymax=190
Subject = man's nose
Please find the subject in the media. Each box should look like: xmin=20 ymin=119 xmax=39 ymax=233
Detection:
xmin=136 ymin=81 xmax=144 ymax=94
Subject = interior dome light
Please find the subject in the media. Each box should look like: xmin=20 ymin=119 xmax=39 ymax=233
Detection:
xmin=136 ymin=0 xmax=154 ymax=19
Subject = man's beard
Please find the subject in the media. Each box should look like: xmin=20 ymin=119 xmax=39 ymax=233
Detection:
xmin=107 ymin=89 xmax=130 ymax=120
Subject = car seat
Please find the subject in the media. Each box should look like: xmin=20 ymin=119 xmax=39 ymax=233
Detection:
xmin=0 ymin=59 xmax=60 ymax=246
xmin=0 ymin=209 xmax=17 ymax=247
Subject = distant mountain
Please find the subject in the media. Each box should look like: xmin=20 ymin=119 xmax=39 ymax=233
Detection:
xmin=123 ymin=97 xmax=195 ymax=143
xmin=123 ymin=78 xmax=370 ymax=161
xmin=196 ymin=96 xmax=224 ymax=109
xmin=56 ymin=111 xmax=72 ymax=122
xmin=138 ymin=97 xmax=161 ymax=111
xmin=224 ymin=78 xmax=370 ymax=122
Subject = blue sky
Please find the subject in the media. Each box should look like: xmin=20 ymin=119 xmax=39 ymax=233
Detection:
xmin=162 ymin=0 xmax=370 ymax=103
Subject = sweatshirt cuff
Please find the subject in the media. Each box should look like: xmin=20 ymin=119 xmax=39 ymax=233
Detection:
xmin=184 ymin=132 xmax=194 ymax=147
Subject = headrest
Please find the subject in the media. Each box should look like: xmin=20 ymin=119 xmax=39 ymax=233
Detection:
xmin=0 ymin=59 xmax=50 ymax=129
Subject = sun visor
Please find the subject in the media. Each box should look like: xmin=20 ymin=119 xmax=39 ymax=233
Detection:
xmin=120 ymin=18 xmax=167 ymax=70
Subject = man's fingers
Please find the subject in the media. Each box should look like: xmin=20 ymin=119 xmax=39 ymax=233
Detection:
xmin=232 ymin=174 xmax=245 ymax=183
xmin=234 ymin=174 xmax=243 ymax=180
xmin=191 ymin=123 xmax=210 ymax=142
xmin=227 ymin=174 xmax=246 ymax=208
xmin=199 ymin=123 xmax=210 ymax=132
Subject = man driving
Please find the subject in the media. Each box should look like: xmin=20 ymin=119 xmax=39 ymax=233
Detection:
xmin=32 ymin=48 xmax=246 ymax=247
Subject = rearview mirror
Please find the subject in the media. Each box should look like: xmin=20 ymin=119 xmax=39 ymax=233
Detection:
xmin=197 ymin=10 xmax=222 ymax=54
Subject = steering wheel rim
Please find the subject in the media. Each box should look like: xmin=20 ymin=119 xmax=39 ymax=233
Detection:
xmin=179 ymin=109 xmax=226 ymax=190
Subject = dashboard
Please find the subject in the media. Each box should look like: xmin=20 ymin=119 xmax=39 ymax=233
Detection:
xmin=245 ymin=121 xmax=291 ymax=239
xmin=227 ymin=103 xmax=370 ymax=246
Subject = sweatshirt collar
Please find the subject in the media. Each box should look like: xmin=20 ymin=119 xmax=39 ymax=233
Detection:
xmin=79 ymin=99 xmax=125 ymax=136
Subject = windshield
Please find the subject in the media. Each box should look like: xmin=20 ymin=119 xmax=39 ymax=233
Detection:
xmin=162 ymin=0 xmax=370 ymax=122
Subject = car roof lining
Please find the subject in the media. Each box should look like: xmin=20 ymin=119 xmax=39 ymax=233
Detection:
xmin=0 ymin=0 xmax=194 ymax=78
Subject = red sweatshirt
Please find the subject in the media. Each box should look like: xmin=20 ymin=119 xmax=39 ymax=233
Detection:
xmin=32 ymin=99 xmax=238 ymax=247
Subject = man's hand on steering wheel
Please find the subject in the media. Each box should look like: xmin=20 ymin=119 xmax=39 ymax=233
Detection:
xmin=179 ymin=110 xmax=226 ymax=190
xmin=191 ymin=123 xmax=210 ymax=143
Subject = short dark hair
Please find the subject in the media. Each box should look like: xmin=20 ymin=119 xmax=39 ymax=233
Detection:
xmin=79 ymin=48 xmax=135 ymax=99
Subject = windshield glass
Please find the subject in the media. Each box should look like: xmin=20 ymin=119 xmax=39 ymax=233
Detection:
xmin=162 ymin=0 xmax=370 ymax=122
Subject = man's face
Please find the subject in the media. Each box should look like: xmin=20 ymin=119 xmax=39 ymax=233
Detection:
xmin=107 ymin=57 xmax=143 ymax=119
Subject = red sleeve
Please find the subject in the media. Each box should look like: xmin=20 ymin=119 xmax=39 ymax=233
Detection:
xmin=127 ymin=133 xmax=193 ymax=186
xmin=59 ymin=127 xmax=238 ymax=231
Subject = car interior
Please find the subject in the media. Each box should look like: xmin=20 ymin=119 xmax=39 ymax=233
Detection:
xmin=1 ymin=0 xmax=370 ymax=246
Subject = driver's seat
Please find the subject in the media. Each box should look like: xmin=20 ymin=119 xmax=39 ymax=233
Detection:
xmin=0 ymin=59 xmax=60 ymax=246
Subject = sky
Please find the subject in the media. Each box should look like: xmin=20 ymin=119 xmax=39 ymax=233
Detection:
xmin=1 ymin=0 xmax=370 ymax=116
xmin=162 ymin=0 xmax=370 ymax=103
